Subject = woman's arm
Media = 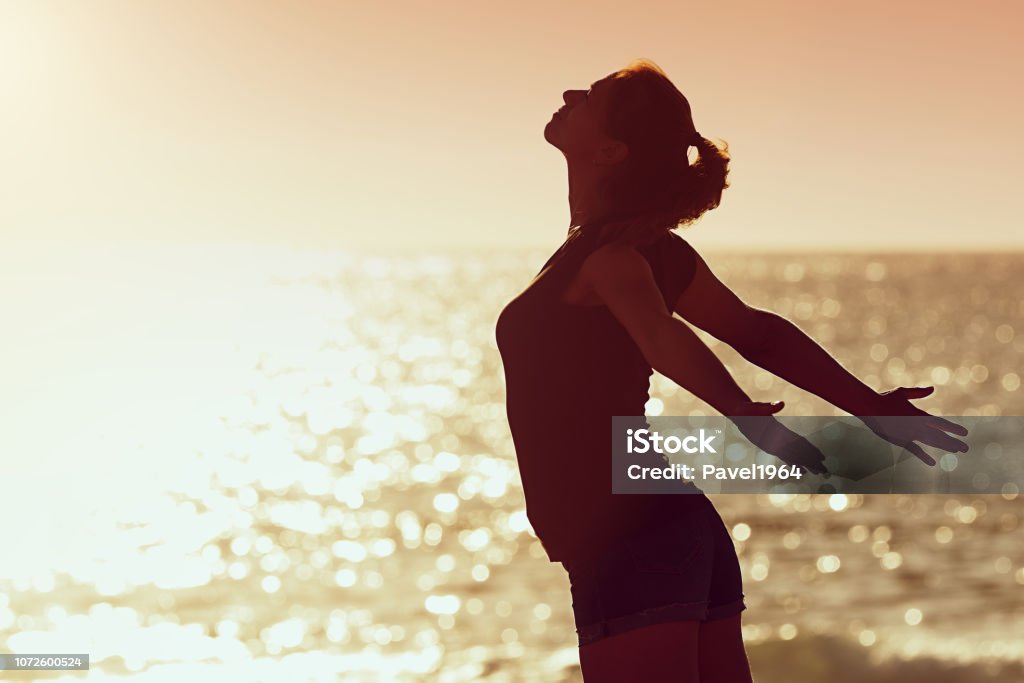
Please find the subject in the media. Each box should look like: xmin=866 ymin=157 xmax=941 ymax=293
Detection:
xmin=582 ymin=244 xmax=757 ymax=414
xmin=672 ymin=250 xmax=968 ymax=460
xmin=672 ymin=251 xmax=883 ymax=413
xmin=581 ymin=244 xmax=828 ymax=473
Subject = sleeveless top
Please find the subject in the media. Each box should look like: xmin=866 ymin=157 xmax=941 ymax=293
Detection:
xmin=495 ymin=226 xmax=708 ymax=562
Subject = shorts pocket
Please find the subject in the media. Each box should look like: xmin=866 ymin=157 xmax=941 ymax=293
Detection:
xmin=626 ymin=521 xmax=703 ymax=575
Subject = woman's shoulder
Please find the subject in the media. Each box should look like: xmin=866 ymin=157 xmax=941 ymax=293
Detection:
xmin=643 ymin=230 xmax=700 ymax=302
xmin=582 ymin=229 xmax=698 ymax=267
xmin=641 ymin=229 xmax=699 ymax=262
xmin=660 ymin=228 xmax=696 ymax=248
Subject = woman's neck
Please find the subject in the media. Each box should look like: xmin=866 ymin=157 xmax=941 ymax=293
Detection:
xmin=566 ymin=161 xmax=614 ymax=229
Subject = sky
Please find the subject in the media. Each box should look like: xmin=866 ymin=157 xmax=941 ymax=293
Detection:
xmin=1 ymin=0 xmax=1022 ymax=252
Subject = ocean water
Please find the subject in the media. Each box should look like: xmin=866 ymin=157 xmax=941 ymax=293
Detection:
xmin=1 ymin=242 xmax=1022 ymax=682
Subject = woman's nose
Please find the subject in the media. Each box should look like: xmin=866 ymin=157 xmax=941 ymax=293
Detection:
xmin=562 ymin=90 xmax=583 ymax=106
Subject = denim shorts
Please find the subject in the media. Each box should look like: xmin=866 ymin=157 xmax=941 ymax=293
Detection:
xmin=561 ymin=496 xmax=746 ymax=647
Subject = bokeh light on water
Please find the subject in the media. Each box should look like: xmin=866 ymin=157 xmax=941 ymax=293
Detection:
xmin=1 ymin=242 xmax=1022 ymax=681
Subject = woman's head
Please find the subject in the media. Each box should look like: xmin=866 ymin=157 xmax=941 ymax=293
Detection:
xmin=545 ymin=59 xmax=730 ymax=244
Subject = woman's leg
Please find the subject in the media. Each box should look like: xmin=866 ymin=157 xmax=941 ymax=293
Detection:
xmin=578 ymin=620 xmax=701 ymax=682
xmin=694 ymin=497 xmax=752 ymax=682
xmin=697 ymin=614 xmax=753 ymax=683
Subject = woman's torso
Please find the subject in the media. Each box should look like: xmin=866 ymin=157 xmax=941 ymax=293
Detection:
xmin=495 ymin=226 xmax=707 ymax=561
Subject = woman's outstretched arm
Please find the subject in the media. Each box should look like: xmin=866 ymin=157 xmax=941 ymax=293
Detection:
xmin=582 ymin=244 xmax=757 ymax=415
xmin=581 ymin=244 xmax=827 ymax=473
xmin=671 ymin=251 xmax=884 ymax=412
xmin=672 ymin=250 xmax=968 ymax=460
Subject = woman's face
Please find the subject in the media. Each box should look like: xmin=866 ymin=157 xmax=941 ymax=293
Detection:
xmin=544 ymin=76 xmax=624 ymax=161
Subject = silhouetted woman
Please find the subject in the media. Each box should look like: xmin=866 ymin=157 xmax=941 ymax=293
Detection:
xmin=495 ymin=59 xmax=967 ymax=682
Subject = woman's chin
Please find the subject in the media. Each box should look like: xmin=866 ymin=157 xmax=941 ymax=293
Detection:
xmin=543 ymin=118 xmax=563 ymax=146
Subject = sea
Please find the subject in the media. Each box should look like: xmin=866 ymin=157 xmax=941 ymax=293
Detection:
xmin=0 ymin=240 xmax=1022 ymax=682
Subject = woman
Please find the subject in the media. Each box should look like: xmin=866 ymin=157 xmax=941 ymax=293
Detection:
xmin=494 ymin=59 xmax=968 ymax=682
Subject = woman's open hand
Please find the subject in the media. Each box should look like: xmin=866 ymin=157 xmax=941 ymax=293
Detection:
xmin=728 ymin=401 xmax=829 ymax=475
xmin=859 ymin=386 xmax=969 ymax=466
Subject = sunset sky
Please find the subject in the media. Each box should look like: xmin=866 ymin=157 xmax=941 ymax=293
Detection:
xmin=2 ymin=1 xmax=1022 ymax=251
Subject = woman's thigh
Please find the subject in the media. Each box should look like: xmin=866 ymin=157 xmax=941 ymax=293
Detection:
xmin=578 ymin=620 xmax=701 ymax=683
xmin=698 ymin=614 xmax=753 ymax=683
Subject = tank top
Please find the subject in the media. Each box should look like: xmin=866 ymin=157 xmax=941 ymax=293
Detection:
xmin=495 ymin=225 xmax=709 ymax=562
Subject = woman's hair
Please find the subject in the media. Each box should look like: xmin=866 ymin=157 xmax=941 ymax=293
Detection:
xmin=580 ymin=58 xmax=730 ymax=246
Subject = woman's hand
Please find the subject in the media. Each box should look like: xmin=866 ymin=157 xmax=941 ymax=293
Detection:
xmin=728 ymin=401 xmax=829 ymax=475
xmin=858 ymin=386 xmax=969 ymax=466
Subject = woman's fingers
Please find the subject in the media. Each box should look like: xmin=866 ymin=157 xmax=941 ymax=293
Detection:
xmin=731 ymin=401 xmax=785 ymax=416
xmin=771 ymin=434 xmax=827 ymax=475
xmin=894 ymin=386 xmax=935 ymax=400
xmin=918 ymin=427 xmax=969 ymax=454
xmin=902 ymin=441 xmax=936 ymax=466
xmin=799 ymin=446 xmax=829 ymax=475
xmin=926 ymin=415 xmax=970 ymax=437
